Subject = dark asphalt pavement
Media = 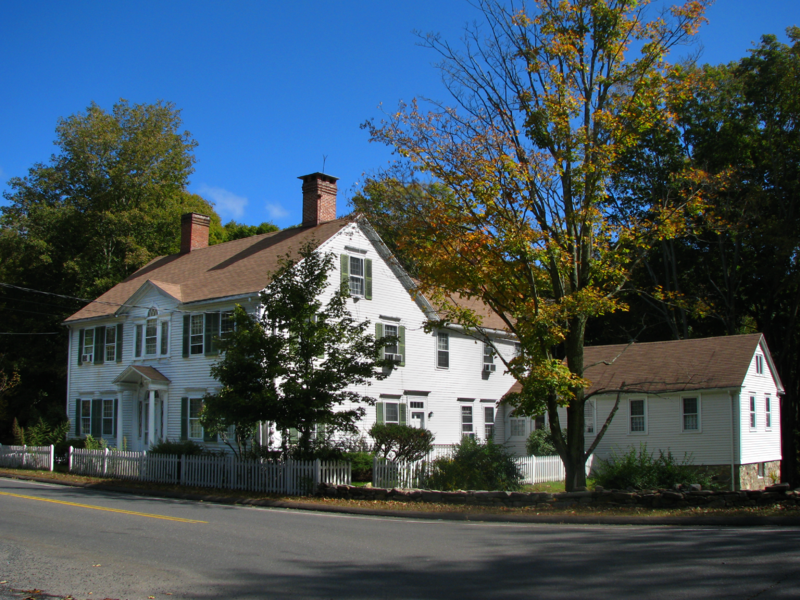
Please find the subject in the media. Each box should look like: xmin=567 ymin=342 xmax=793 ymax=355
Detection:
xmin=2 ymin=476 xmax=800 ymax=599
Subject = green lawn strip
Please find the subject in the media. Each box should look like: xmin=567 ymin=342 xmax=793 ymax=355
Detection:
xmin=2 ymin=467 xmax=798 ymax=519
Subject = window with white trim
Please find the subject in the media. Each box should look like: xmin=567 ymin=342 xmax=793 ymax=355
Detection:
xmin=83 ymin=329 xmax=95 ymax=363
xmin=349 ymin=256 xmax=365 ymax=297
xmin=81 ymin=399 xmax=92 ymax=435
xmin=133 ymin=309 xmax=170 ymax=359
xmin=484 ymin=406 xmax=495 ymax=440
xmin=682 ymin=397 xmax=699 ymax=431
xmin=757 ymin=462 xmax=765 ymax=478
xmin=437 ymin=332 xmax=449 ymax=368
xmin=220 ymin=310 xmax=235 ymax=340
xmin=190 ymin=314 xmax=204 ymax=355
xmin=102 ymin=399 xmax=115 ymax=437
xmin=483 ymin=343 xmax=494 ymax=364
xmin=105 ymin=327 xmax=117 ymax=362
xmin=755 ymin=354 xmax=764 ymax=375
xmin=385 ymin=402 xmax=400 ymax=424
xmin=189 ymin=398 xmax=204 ymax=440
xmin=384 ymin=324 xmax=399 ymax=355
xmin=750 ymin=395 xmax=757 ymax=429
xmin=629 ymin=399 xmax=646 ymax=433
xmin=510 ymin=418 xmax=526 ymax=438
xmin=461 ymin=405 xmax=474 ymax=438
xmin=766 ymin=396 xmax=772 ymax=429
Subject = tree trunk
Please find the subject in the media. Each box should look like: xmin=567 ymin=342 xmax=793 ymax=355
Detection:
xmin=563 ymin=316 xmax=588 ymax=492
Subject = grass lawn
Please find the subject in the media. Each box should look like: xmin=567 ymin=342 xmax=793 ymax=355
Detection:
xmin=1 ymin=467 xmax=797 ymax=519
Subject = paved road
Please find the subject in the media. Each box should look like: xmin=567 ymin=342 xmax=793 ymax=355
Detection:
xmin=1 ymin=477 xmax=800 ymax=599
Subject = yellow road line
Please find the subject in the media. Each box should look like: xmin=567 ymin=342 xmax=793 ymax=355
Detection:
xmin=0 ymin=491 xmax=207 ymax=523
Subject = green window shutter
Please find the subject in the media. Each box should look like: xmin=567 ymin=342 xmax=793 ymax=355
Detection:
xmin=365 ymin=258 xmax=373 ymax=300
xmin=340 ymin=254 xmax=349 ymax=290
xmin=375 ymin=323 xmax=384 ymax=359
xmin=182 ymin=315 xmax=190 ymax=357
xmin=399 ymin=403 xmax=407 ymax=425
xmin=376 ymin=402 xmax=385 ymax=424
xmin=180 ymin=397 xmax=189 ymax=441
xmin=399 ymin=326 xmax=406 ymax=367
xmin=116 ymin=324 xmax=123 ymax=362
xmin=91 ymin=399 xmax=102 ymax=438
xmin=78 ymin=329 xmax=84 ymax=365
xmin=75 ymin=399 xmax=82 ymax=436
xmin=94 ymin=326 xmax=106 ymax=364
xmin=205 ymin=312 xmax=220 ymax=356
xmin=113 ymin=399 xmax=119 ymax=437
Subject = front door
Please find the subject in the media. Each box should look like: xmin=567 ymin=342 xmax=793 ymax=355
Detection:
xmin=411 ymin=411 xmax=425 ymax=429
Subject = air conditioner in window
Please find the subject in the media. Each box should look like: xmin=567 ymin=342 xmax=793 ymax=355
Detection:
xmin=385 ymin=353 xmax=403 ymax=363
xmin=483 ymin=363 xmax=496 ymax=373
xmin=81 ymin=354 xmax=93 ymax=363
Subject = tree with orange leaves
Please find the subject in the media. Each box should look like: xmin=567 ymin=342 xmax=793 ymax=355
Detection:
xmin=359 ymin=0 xmax=710 ymax=490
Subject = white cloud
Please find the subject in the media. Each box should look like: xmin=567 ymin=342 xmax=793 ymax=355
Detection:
xmin=266 ymin=202 xmax=289 ymax=221
xmin=198 ymin=184 xmax=248 ymax=220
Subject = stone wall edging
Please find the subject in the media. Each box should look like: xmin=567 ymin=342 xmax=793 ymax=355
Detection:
xmin=316 ymin=482 xmax=797 ymax=509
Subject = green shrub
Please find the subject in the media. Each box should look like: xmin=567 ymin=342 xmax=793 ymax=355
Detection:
xmin=83 ymin=434 xmax=108 ymax=450
xmin=344 ymin=451 xmax=374 ymax=482
xmin=593 ymin=444 xmax=715 ymax=490
xmin=12 ymin=417 xmax=69 ymax=447
xmin=150 ymin=439 xmax=206 ymax=456
xmin=370 ymin=423 xmax=434 ymax=461
xmin=426 ymin=437 xmax=522 ymax=492
xmin=525 ymin=427 xmax=566 ymax=456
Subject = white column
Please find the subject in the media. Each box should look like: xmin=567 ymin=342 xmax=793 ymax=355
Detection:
xmin=148 ymin=389 xmax=156 ymax=448
xmin=116 ymin=392 xmax=123 ymax=450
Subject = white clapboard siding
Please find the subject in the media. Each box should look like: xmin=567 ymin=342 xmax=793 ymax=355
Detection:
xmin=0 ymin=445 xmax=54 ymax=471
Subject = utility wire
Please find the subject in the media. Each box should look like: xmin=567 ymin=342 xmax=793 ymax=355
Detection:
xmin=0 ymin=332 xmax=61 ymax=335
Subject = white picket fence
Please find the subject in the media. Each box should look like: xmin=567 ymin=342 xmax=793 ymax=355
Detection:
xmin=68 ymin=448 xmax=350 ymax=496
xmin=0 ymin=444 xmax=54 ymax=471
xmin=373 ymin=453 xmax=594 ymax=489
xmin=373 ymin=457 xmax=429 ymax=489
xmin=514 ymin=454 xmax=594 ymax=485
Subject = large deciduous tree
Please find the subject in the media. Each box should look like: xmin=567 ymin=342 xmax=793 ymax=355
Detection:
xmin=201 ymin=241 xmax=395 ymax=458
xmin=359 ymin=0 xmax=709 ymax=490
xmin=0 ymin=99 xmax=220 ymax=439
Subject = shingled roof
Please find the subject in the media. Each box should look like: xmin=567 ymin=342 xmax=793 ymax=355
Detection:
xmin=65 ymin=217 xmax=352 ymax=322
xmin=504 ymin=334 xmax=782 ymax=398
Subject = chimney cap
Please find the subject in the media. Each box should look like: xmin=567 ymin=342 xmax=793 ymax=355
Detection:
xmin=298 ymin=172 xmax=339 ymax=184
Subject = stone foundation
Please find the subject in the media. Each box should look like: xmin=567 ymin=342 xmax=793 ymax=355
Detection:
xmin=738 ymin=461 xmax=781 ymax=491
xmin=317 ymin=482 xmax=797 ymax=510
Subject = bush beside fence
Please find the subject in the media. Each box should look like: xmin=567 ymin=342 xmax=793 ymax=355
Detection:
xmin=0 ymin=444 xmax=54 ymax=471
xmin=67 ymin=448 xmax=350 ymax=496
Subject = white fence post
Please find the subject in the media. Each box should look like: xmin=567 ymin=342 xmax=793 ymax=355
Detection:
xmin=68 ymin=446 xmax=73 ymax=472
xmin=103 ymin=447 xmax=109 ymax=477
xmin=49 ymin=445 xmax=54 ymax=472
xmin=22 ymin=445 xmax=27 ymax=469
xmin=314 ymin=458 xmax=321 ymax=492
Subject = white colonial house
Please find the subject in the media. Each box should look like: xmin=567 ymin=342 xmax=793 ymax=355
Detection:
xmin=63 ymin=173 xmax=521 ymax=453
xmin=503 ymin=334 xmax=783 ymax=490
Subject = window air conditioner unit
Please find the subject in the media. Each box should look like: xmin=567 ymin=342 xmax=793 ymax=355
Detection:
xmin=483 ymin=363 xmax=496 ymax=373
xmin=82 ymin=354 xmax=93 ymax=363
xmin=385 ymin=353 xmax=403 ymax=363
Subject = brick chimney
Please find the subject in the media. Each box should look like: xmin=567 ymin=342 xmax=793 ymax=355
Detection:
xmin=299 ymin=172 xmax=338 ymax=227
xmin=180 ymin=213 xmax=211 ymax=254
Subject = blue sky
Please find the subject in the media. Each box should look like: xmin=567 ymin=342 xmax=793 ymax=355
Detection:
xmin=1 ymin=1 xmax=797 ymax=229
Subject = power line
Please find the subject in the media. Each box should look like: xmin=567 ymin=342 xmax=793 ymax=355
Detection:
xmin=0 ymin=332 xmax=61 ymax=335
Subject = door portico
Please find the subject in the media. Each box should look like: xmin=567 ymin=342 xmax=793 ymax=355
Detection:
xmin=113 ymin=365 xmax=171 ymax=450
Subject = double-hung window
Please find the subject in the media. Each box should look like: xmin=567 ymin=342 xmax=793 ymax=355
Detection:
xmin=484 ymin=406 xmax=495 ymax=439
xmin=766 ymin=397 xmax=772 ymax=429
xmin=189 ymin=398 xmax=204 ymax=439
xmin=134 ymin=309 xmax=170 ymax=359
xmin=105 ymin=327 xmax=116 ymax=362
xmin=461 ymin=405 xmax=474 ymax=438
xmin=376 ymin=399 xmax=405 ymax=425
xmin=585 ymin=399 xmax=595 ymax=434
xmin=81 ymin=400 xmax=92 ymax=436
xmin=750 ymin=395 xmax=757 ymax=429
xmin=384 ymin=324 xmax=399 ymax=355
xmin=220 ymin=311 xmax=235 ymax=340
xmin=682 ymin=397 xmax=699 ymax=431
xmin=629 ymin=399 xmax=646 ymax=433
xmin=437 ymin=332 xmax=449 ymax=368
xmin=510 ymin=418 xmax=526 ymax=438
xmin=190 ymin=314 xmax=204 ymax=355
xmin=82 ymin=329 xmax=95 ymax=363
xmin=483 ymin=343 xmax=496 ymax=373
xmin=755 ymin=354 xmax=764 ymax=375
xmin=102 ymin=399 xmax=115 ymax=437
xmin=340 ymin=253 xmax=372 ymax=299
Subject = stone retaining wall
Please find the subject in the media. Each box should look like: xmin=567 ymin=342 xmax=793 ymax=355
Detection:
xmin=317 ymin=482 xmax=798 ymax=509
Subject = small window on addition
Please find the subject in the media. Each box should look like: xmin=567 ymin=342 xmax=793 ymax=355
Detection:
xmin=682 ymin=397 xmax=699 ymax=431
xmin=461 ymin=405 xmax=474 ymax=439
xmin=757 ymin=462 xmax=766 ymax=479
xmin=755 ymin=354 xmax=764 ymax=375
